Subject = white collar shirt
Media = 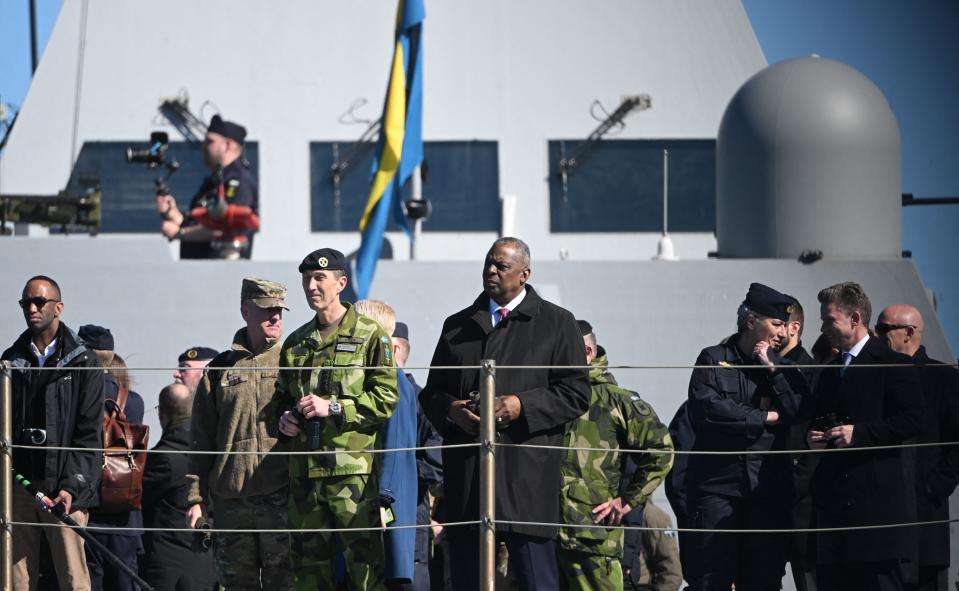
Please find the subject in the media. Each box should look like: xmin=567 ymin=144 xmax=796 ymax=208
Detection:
xmin=489 ymin=288 xmax=527 ymax=327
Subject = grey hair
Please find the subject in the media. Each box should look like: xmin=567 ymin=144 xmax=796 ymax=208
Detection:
xmin=491 ymin=237 xmax=531 ymax=269
xmin=736 ymin=304 xmax=769 ymax=333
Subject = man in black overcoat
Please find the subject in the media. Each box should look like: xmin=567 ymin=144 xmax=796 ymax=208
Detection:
xmin=877 ymin=304 xmax=959 ymax=591
xmin=419 ymin=237 xmax=590 ymax=591
xmin=808 ymin=283 xmax=923 ymax=591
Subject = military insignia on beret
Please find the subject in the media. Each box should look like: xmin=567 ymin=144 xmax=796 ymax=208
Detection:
xmin=187 ymin=349 xmax=198 ymax=359
xmin=319 ymin=257 xmax=329 ymax=268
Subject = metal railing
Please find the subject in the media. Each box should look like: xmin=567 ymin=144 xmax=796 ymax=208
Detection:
xmin=1 ymin=358 xmax=955 ymax=588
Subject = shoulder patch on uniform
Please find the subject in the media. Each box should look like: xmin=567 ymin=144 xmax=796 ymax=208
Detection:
xmin=380 ymin=335 xmax=389 ymax=344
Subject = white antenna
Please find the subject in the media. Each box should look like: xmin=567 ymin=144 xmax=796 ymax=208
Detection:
xmin=654 ymin=148 xmax=679 ymax=260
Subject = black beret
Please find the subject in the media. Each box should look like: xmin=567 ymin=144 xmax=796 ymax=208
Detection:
xmin=744 ymin=283 xmax=795 ymax=322
xmin=576 ymin=320 xmax=593 ymax=336
xmin=299 ymin=248 xmax=348 ymax=274
xmin=392 ymin=322 xmax=409 ymax=340
xmin=178 ymin=346 xmax=219 ymax=363
xmin=208 ymin=115 xmax=247 ymax=144
xmin=79 ymin=324 xmax=114 ymax=351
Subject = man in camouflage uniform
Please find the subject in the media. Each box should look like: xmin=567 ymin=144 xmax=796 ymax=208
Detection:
xmin=558 ymin=320 xmax=674 ymax=591
xmin=277 ymin=248 xmax=398 ymax=590
xmin=187 ymin=277 xmax=293 ymax=589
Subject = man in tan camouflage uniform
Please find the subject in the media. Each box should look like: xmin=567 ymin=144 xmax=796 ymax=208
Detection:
xmin=558 ymin=320 xmax=674 ymax=591
xmin=186 ymin=277 xmax=293 ymax=589
xmin=277 ymin=248 xmax=398 ymax=591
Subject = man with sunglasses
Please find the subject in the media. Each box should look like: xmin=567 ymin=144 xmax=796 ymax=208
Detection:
xmin=876 ymin=305 xmax=959 ymax=591
xmin=2 ymin=275 xmax=105 ymax=590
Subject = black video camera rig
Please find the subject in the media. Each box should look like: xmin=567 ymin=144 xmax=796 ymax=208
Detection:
xmin=125 ymin=131 xmax=179 ymax=194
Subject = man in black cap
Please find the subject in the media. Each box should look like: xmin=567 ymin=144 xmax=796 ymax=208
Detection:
xmin=684 ymin=282 xmax=808 ymax=591
xmin=173 ymin=346 xmax=218 ymax=395
xmin=78 ymin=324 xmax=147 ymax=591
xmin=277 ymin=247 xmax=398 ymax=590
xmin=155 ymin=114 xmax=259 ymax=259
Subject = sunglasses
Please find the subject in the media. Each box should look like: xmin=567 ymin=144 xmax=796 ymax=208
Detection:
xmin=875 ymin=322 xmax=915 ymax=335
xmin=18 ymin=297 xmax=60 ymax=310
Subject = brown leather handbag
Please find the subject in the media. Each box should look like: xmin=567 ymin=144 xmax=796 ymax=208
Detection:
xmin=100 ymin=386 xmax=150 ymax=512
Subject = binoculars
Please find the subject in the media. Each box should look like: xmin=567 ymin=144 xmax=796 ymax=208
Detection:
xmin=290 ymin=407 xmax=323 ymax=450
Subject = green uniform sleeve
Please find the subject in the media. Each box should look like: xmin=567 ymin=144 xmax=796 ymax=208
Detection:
xmin=187 ymin=371 xmax=218 ymax=506
xmin=337 ymin=328 xmax=398 ymax=431
xmin=616 ymin=394 xmax=674 ymax=508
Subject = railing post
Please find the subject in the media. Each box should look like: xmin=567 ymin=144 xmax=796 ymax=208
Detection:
xmin=479 ymin=359 xmax=496 ymax=591
xmin=1 ymin=361 xmax=13 ymax=591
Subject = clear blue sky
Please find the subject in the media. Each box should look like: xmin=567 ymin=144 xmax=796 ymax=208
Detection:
xmin=2 ymin=1 xmax=958 ymax=353
xmin=743 ymin=0 xmax=959 ymax=354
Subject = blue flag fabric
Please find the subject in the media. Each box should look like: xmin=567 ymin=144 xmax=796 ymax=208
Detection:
xmin=355 ymin=0 xmax=425 ymax=299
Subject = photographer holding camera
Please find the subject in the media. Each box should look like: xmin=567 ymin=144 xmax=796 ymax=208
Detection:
xmin=3 ymin=275 xmax=105 ymax=590
xmin=277 ymin=248 xmax=398 ymax=591
xmin=154 ymin=114 xmax=259 ymax=260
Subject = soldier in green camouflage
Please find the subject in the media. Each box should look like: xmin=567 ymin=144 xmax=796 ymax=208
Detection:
xmin=277 ymin=248 xmax=398 ymax=591
xmin=558 ymin=320 xmax=675 ymax=591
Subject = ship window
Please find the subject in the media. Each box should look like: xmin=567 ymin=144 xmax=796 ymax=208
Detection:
xmin=64 ymin=140 xmax=259 ymax=233
xmin=309 ymin=140 xmax=500 ymax=232
xmin=548 ymin=139 xmax=715 ymax=232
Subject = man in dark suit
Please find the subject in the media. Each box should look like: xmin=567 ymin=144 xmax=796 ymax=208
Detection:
xmin=877 ymin=304 xmax=959 ymax=591
xmin=808 ymin=282 xmax=923 ymax=591
xmin=419 ymin=237 xmax=590 ymax=591
xmin=140 ymin=384 xmax=217 ymax=591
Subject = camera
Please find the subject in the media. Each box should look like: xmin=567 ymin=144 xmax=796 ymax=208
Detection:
xmin=125 ymin=131 xmax=179 ymax=194
xmin=290 ymin=407 xmax=323 ymax=450
xmin=192 ymin=517 xmax=213 ymax=552
xmin=21 ymin=428 xmax=47 ymax=445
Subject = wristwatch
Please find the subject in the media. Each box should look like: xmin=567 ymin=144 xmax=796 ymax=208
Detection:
xmin=329 ymin=398 xmax=344 ymax=426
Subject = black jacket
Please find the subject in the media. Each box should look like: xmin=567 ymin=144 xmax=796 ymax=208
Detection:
xmin=2 ymin=323 xmax=104 ymax=509
xmin=811 ymin=336 xmax=923 ymax=563
xmin=420 ymin=285 xmax=590 ymax=538
xmin=141 ymin=422 xmax=194 ymax=553
xmin=782 ymin=344 xmax=818 ymax=563
xmin=912 ymin=346 xmax=959 ymax=567
xmin=686 ymin=340 xmax=807 ymax=499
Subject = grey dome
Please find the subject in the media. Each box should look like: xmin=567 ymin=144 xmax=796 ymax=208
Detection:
xmin=716 ymin=57 xmax=901 ymax=259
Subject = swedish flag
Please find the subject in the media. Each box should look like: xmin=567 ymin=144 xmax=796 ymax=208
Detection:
xmin=355 ymin=0 xmax=425 ymax=299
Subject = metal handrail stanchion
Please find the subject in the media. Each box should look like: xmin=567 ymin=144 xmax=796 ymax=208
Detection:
xmin=479 ymin=359 xmax=496 ymax=591
xmin=1 ymin=361 xmax=13 ymax=590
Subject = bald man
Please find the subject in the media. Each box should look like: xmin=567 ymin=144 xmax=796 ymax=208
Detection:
xmin=141 ymin=384 xmax=217 ymax=590
xmin=877 ymin=305 xmax=959 ymax=591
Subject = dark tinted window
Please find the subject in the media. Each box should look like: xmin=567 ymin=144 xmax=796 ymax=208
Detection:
xmin=310 ymin=140 xmax=500 ymax=232
xmin=548 ymin=139 xmax=715 ymax=232
xmin=65 ymin=141 xmax=258 ymax=233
